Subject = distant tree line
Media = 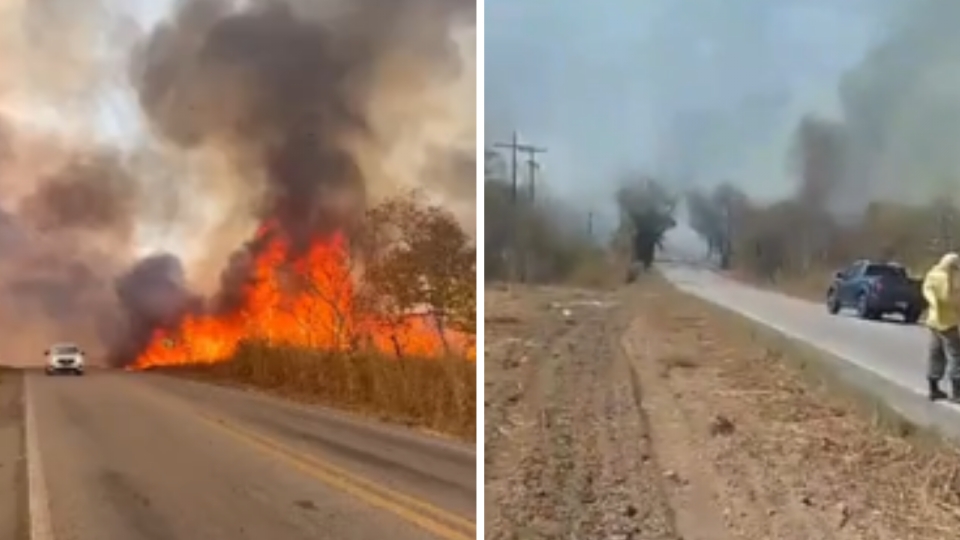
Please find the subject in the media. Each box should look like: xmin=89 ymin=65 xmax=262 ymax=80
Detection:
xmin=684 ymin=116 xmax=960 ymax=281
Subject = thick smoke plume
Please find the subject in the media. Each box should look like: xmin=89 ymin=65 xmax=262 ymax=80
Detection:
xmin=0 ymin=132 xmax=141 ymax=363
xmin=825 ymin=1 xmax=960 ymax=212
xmin=757 ymin=1 xmax=960 ymax=223
xmin=131 ymin=0 xmax=474 ymax=246
xmin=0 ymin=0 xmax=475 ymax=367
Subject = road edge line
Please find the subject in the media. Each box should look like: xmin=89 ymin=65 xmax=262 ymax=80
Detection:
xmin=663 ymin=269 xmax=960 ymax=441
xmin=138 ymin=385 xmax=474 ymax=540
xmin=153 ymin=374 xmax=475 ymax=458
xmin=24 ymin=375 xmax=53 ymax=540
xmin=196 ymin=412 xmax=474 ymax=540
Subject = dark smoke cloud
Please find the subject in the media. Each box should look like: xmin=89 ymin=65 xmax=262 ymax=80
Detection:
xmin=0 ymin=120 xmax=145 ymax=364
xmin=767 ymin=0 xmax=960 ymax=219
xmin=108 ymin=0 xmax=474 ymax=366
xmin=0 ymin=240 xmax=121 ymax=363
xmin=111 ymin=254 xmax=198 ymax=365
xmin=20 ymin=151 xmax=138 ymax=235
xmin=0 ymin=0 xmax=473 ymax=367
xmin=828 ymin=0 xmax=960 ymax=210
xmin=130 ymin=0 xmax=472 ymax=249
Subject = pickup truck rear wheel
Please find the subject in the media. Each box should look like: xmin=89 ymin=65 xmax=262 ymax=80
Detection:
xmin=856 ymin=293 xmax=880 ymax=320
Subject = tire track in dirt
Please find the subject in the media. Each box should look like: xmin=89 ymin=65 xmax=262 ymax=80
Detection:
xmin=484 ymin=288 xmax=584 ymax=537
xmin=485 ymin=287 xmax=678 ymax=540
xmin=487 ymin=277 xmax=960 ymax=540
xmin=490 ymin=316 xmax=598 ymax=538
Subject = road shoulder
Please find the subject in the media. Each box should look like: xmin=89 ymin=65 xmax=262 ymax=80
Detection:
xmin=0 ymin=369 xmax=26 ymax=540
xmin=631 ymin=276 xmax=960 ymax=538
xmin=485 ymin=278 xmax=960 ymax=540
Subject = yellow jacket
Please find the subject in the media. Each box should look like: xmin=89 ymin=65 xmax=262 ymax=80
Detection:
xmin=923 ymin=255 xmax=960 ymax=331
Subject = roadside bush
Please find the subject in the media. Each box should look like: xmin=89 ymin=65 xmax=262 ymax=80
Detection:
xmin=484 ymin=177 xmax=614 ymax=285
xmin=151 ymin=194 xmax=476 ymax=440
xmin=484 ymin=160 xmax=678 ymax=287
xmin=685 ymin=115 xmax=956 ymax=286
xmin=164 ymin=341 xmax=476 ymax=440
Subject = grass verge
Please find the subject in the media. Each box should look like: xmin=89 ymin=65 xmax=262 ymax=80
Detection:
xmin=659 ymin=270 xmax=937 ymax=441
xmin=154 ymin=341 xmax=476 ymax=441
xmin=645 ymin=272 xmax=960 ymax=533
xmin=725 ymin=268 xmax=827 ymax=302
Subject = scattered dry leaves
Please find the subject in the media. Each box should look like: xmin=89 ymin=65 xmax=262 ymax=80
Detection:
xmin=485 ymin=275 xmax=960 ymax=539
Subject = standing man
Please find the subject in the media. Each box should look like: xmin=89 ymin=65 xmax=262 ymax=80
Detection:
xmin=922 ymin=252 xmax=960 ymax=401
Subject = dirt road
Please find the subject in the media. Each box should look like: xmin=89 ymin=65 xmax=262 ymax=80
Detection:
xmin=484 ymin=278 xmax=960 ymax=540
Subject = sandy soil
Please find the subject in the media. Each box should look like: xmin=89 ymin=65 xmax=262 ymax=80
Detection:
xmin=484 ymin=277 xmax=960 ymax=540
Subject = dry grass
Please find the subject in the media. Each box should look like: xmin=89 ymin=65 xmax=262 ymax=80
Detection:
xmin=153 ymin=341 xmax=476 ymax=441
xmin=486 ymin=272 xmax=960 ymax=537
xmin=726 ymin=267 xmax=829 ymax=302
xmin=647 ymin=273 xmax=960 ymax=536
xmin=565 ymin=254 xmax=625 ymax=289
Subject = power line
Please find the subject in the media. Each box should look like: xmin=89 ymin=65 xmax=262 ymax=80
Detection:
xmin=493 ymin=131 xmax=547 ymax=203
xmin=526 ymin=157 xmax=540 ymax=203
xmin=492 ymin=131 xmax=547 ymax=282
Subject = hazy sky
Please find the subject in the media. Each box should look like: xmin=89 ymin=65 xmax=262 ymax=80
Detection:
xmin=485 ymin=0 xmax=892 ymax=220
xmin=86 ymin=1 xmax=175 ymax=148
xmin=1 ymin=0 xmax=175 ymax=146
xmin=1 ymin=0 xmax=188 ymax=255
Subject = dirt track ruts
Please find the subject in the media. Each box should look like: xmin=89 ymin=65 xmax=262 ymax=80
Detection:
xmin=485 ymin=286 xmax=676 ymax=539
xmin=485 ymin=278 xmax=960 ymax=540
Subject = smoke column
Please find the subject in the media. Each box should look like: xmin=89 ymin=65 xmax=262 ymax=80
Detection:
xmin=0 ymin=0 xmax=475 ymax=366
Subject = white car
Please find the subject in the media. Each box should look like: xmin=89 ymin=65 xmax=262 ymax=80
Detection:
xmin=45 ymin=343 xmax=85 ymax=376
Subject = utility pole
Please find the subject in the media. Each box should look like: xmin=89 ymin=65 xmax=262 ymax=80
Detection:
xmin=526 ymin=157 xmax=540 ymax=203
xmin=587 ymin=211 xmax=594 ymax=238
xmin=492 ymin=131 xmax=547 ymax=282
xmin=493 ymin=131 xmax=547 ymax=203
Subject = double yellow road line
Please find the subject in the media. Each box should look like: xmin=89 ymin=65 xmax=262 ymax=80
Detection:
xmin=147 ymin=389 xmax=475 ymax=540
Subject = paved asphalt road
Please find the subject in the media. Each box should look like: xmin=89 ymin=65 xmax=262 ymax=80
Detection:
xmin=26 ymin=371 xmax=475 ymax=540
xmin=659 ymin=260 xmax=960 ymax=439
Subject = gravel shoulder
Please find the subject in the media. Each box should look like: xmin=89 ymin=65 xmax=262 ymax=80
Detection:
xmin=0 ymin=369 xmax=25 ymax=540
xmin=484 ymin=277 xmax=960 ymax=540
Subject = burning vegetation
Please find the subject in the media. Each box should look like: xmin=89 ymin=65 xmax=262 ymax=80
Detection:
xmin=132 ymin=205 xmax=476 ymax=371
xmin=0 ymin=0 xmax=475 ymax=433
xmin=116 ymin=0 xmax=475 ymax=371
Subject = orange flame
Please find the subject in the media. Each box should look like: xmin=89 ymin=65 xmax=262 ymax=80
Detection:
xmin=131 ymin=225 xmax=474 ymax=369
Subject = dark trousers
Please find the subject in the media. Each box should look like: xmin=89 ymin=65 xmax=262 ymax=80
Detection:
xmin=928 ymin=326 xmax=960 ymax=381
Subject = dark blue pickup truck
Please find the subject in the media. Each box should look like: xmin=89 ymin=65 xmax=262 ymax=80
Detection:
xmin=826 ymin=260 xmax=926 ymax=323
